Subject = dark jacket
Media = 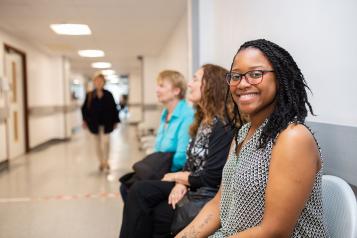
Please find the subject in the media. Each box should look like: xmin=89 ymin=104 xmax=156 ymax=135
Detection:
xmin=81 ymin=89 xmax=120 ymax=134
xmin=183 ymin=119 xmax=233 ymax=190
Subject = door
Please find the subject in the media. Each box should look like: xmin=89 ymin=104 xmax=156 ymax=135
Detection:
xmin=5 ymin=51 xmax=26 ymax=159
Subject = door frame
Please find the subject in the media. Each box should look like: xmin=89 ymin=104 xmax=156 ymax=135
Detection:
xmin=4 ymin=43 xmax=30 ymax=153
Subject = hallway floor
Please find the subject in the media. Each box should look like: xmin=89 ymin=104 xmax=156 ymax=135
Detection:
xmin=0 ymin=124 xmax=143 ymax=238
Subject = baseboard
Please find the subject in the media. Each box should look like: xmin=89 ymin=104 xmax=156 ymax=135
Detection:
xmin=0 ymin=159 xmax=9 ymax=172
xmin=30 ymin=138 xmax=70 ymax=152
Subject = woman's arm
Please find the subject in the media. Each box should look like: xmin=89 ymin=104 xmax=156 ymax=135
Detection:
xmin=81 ymin=92 xmax=90 ymax=121
xmin=175 ymin=188 xmax=222 ymax=238
xmin=108 ymin=91 xmax=120 ymax=124
xmin=163 ymin=120 xmax=233 ymax=186
xmin=171 ymin=116 xmax=194 ymax=171
xmin=162 ymin=171 xmax=190 ymax=185
xmin=229 ymin=124 xmax=320 ymax=238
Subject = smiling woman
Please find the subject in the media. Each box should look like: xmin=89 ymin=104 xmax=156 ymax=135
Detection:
xmin=229 ymin=47 xmax=277 ymax=121
xmin=176 ymin=39 xmax=330 ymax=238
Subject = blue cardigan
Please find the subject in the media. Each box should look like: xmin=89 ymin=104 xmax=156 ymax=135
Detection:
xmin=154 ymin=100 xmax=194 ymax=172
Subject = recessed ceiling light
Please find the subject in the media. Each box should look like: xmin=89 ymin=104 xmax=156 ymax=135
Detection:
xmin=106 ymin=75 xmax=120 ymax=84
xmin=91 ymin=62 xmax=112 ymax=69
xmin=50 ymin=24 xmax=91 ymax=35
xmin=106 ymin=74 xmax=119 ymax=80
xmin=78 ymin=50 xmax=104 ymax=57
xmin=101 ymin=69 xmax=116 ymax=75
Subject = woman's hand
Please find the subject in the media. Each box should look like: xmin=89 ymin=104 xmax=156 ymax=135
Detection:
xmin=168 ymin=183 xmax=188 ymax=209
xmin=162 ymin=171 xmax=191 ymax=185
xmin=161 ymin=172 xmax=177 ymax=182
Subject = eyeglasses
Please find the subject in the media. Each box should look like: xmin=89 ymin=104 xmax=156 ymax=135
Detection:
xmin=225 ymin=70 xmax=274 ymax=86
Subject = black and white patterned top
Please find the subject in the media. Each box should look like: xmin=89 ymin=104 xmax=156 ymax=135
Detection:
xmin=182 ymin=118 xmax=233 ymax=190
xmin=183 ymin=118 xmax=215 ymax=174
xmin=210 ymin=121 xmax=330 ymax=238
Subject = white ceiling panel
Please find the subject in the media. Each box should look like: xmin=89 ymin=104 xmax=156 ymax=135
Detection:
xmin=0 ymin=0 xmax=187 ymax=76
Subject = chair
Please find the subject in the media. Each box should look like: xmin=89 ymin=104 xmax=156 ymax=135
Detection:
xmin=322 ymin=175 xmax=357 ymax=238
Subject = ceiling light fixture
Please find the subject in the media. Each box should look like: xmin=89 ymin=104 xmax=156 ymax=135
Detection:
xmin=106 ymin=74 xmax=119 ymax=80
xmin=106 ymin=75 xmax=120 ymax=84
xmin=91 ymin=62 xmax=112 ymax=69
xmin=78 ymin=50 xmax=104 ymax=57
xmin=50 ymin=24 xmax=91 ymax=35
xmin=101 ymin=69 xmax=116 ymax=75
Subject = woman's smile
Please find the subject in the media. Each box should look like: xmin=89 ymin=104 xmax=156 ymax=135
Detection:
xmin=237 ymin=92 xmax=259 ymax=104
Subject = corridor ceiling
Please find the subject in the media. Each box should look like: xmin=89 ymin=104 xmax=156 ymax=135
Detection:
xmin=0 ymin=0 xmax=187 ymax=77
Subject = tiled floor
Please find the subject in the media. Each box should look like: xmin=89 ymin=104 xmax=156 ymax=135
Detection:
xmin=0 ymin=124 xmax=143 ymax=238
xmin=1 ymin=123 xmax=356 ymax=238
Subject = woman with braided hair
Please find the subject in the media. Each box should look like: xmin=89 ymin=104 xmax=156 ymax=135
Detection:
xmin=175 ymin=39 xmax=329 ymax=238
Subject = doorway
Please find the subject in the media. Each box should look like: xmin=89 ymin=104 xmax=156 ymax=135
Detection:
xmin=4 ymin=44 xmax=29 ymax=159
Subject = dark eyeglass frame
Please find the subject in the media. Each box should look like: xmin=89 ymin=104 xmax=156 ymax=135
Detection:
xmin=225 ymin=70 xmax=274 ymax=86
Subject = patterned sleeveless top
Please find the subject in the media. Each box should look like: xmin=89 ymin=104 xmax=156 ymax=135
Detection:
xmin=209 ymin=121 xmax=330 ymax=238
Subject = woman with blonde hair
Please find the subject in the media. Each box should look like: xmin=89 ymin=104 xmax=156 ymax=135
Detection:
xmin=119 ymin=70 xmax=194 ymax=201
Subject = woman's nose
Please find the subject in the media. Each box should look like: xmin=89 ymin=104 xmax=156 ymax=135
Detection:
xmin=238 ymin=75 xmax=250 ymax=88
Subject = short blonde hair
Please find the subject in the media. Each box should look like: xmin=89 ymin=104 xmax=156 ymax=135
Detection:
xmin=156 ymin=70 xmax=187 ymax=99
xmin=93 ymin=72 xmax=105 ymax=82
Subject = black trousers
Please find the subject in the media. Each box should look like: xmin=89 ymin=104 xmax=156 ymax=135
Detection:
xmin=119 ymin=180 xmax=175 ymax=238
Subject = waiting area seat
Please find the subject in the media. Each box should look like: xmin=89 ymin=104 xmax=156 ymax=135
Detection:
xmin=322 ymin=175 xmax=357 ymax=238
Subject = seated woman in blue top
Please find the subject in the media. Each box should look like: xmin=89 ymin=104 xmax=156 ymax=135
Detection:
xmin=120 ymin=70 xmax=194 ymax=201
xmin=154 ymin=70 xmax=194 ymax=172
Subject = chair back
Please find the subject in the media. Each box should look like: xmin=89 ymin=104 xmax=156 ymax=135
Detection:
xmin=322 ymin=175 xmax=357 ymax=238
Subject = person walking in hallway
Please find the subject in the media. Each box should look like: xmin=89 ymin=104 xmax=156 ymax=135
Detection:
xmin=81 ymin=73 xmax=120 ymax=172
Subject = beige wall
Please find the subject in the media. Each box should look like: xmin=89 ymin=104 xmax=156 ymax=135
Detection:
xmin=198 ymin=0 xmax=357 ymax=126
xmin=197 ymin=0 xmax=357 ymax=185
xmin=0 ymin=123 xmax=6 ymax=162
xmin=141 ymin=13 xmax=189 ymax=127
xmin=127 ymin=70 xmax=143 ymax=123
xmin=0 ymin=29 xmax=83 ymax=155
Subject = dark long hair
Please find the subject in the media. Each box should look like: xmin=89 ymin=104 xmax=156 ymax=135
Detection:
xmin=229 ymin=39 xmax=315 ymax=148
xmin=189 ymin=64 xmax=234 ymax=137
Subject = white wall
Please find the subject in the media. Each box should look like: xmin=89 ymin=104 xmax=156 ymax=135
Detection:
xmin=197 ymin=0 xmax=357 ymax=185
xmin=128 ymin=70 xmax=143 ymax=123
xmin=29 ymin=114 xmax=65 ymax=147
xmin=0 ymin=123 xmax=6 ymax=161
xmin=141 ymin=13 xmax=189 ymax=127
xmin=144 ymin=14 xmax=189 ymax=106
xmin=143 ymin=56 xmax=160 ymax=105
xmin=27 ymin=56 xmax=64 ymax=107
xmin=0 ymin=29 xmax=76 ymax=149
xmin=0 ymin=37 xmax=7 ymax=160
xmin=198 ymin=0 xmax=357 ymax=127
xmin=158 ymin=14 xmax=189 ymax=80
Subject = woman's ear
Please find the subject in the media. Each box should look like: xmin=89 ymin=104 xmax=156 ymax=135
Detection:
xmin=173 ymin=87 xmax=181 ymax=97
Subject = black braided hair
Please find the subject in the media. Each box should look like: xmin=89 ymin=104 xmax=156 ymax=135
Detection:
xmin=228 ymin=39 xmax=315 ymax=148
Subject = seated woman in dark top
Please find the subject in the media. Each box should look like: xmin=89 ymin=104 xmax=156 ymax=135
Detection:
xmin=119 ymin=64 xmax=237 ymax=238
